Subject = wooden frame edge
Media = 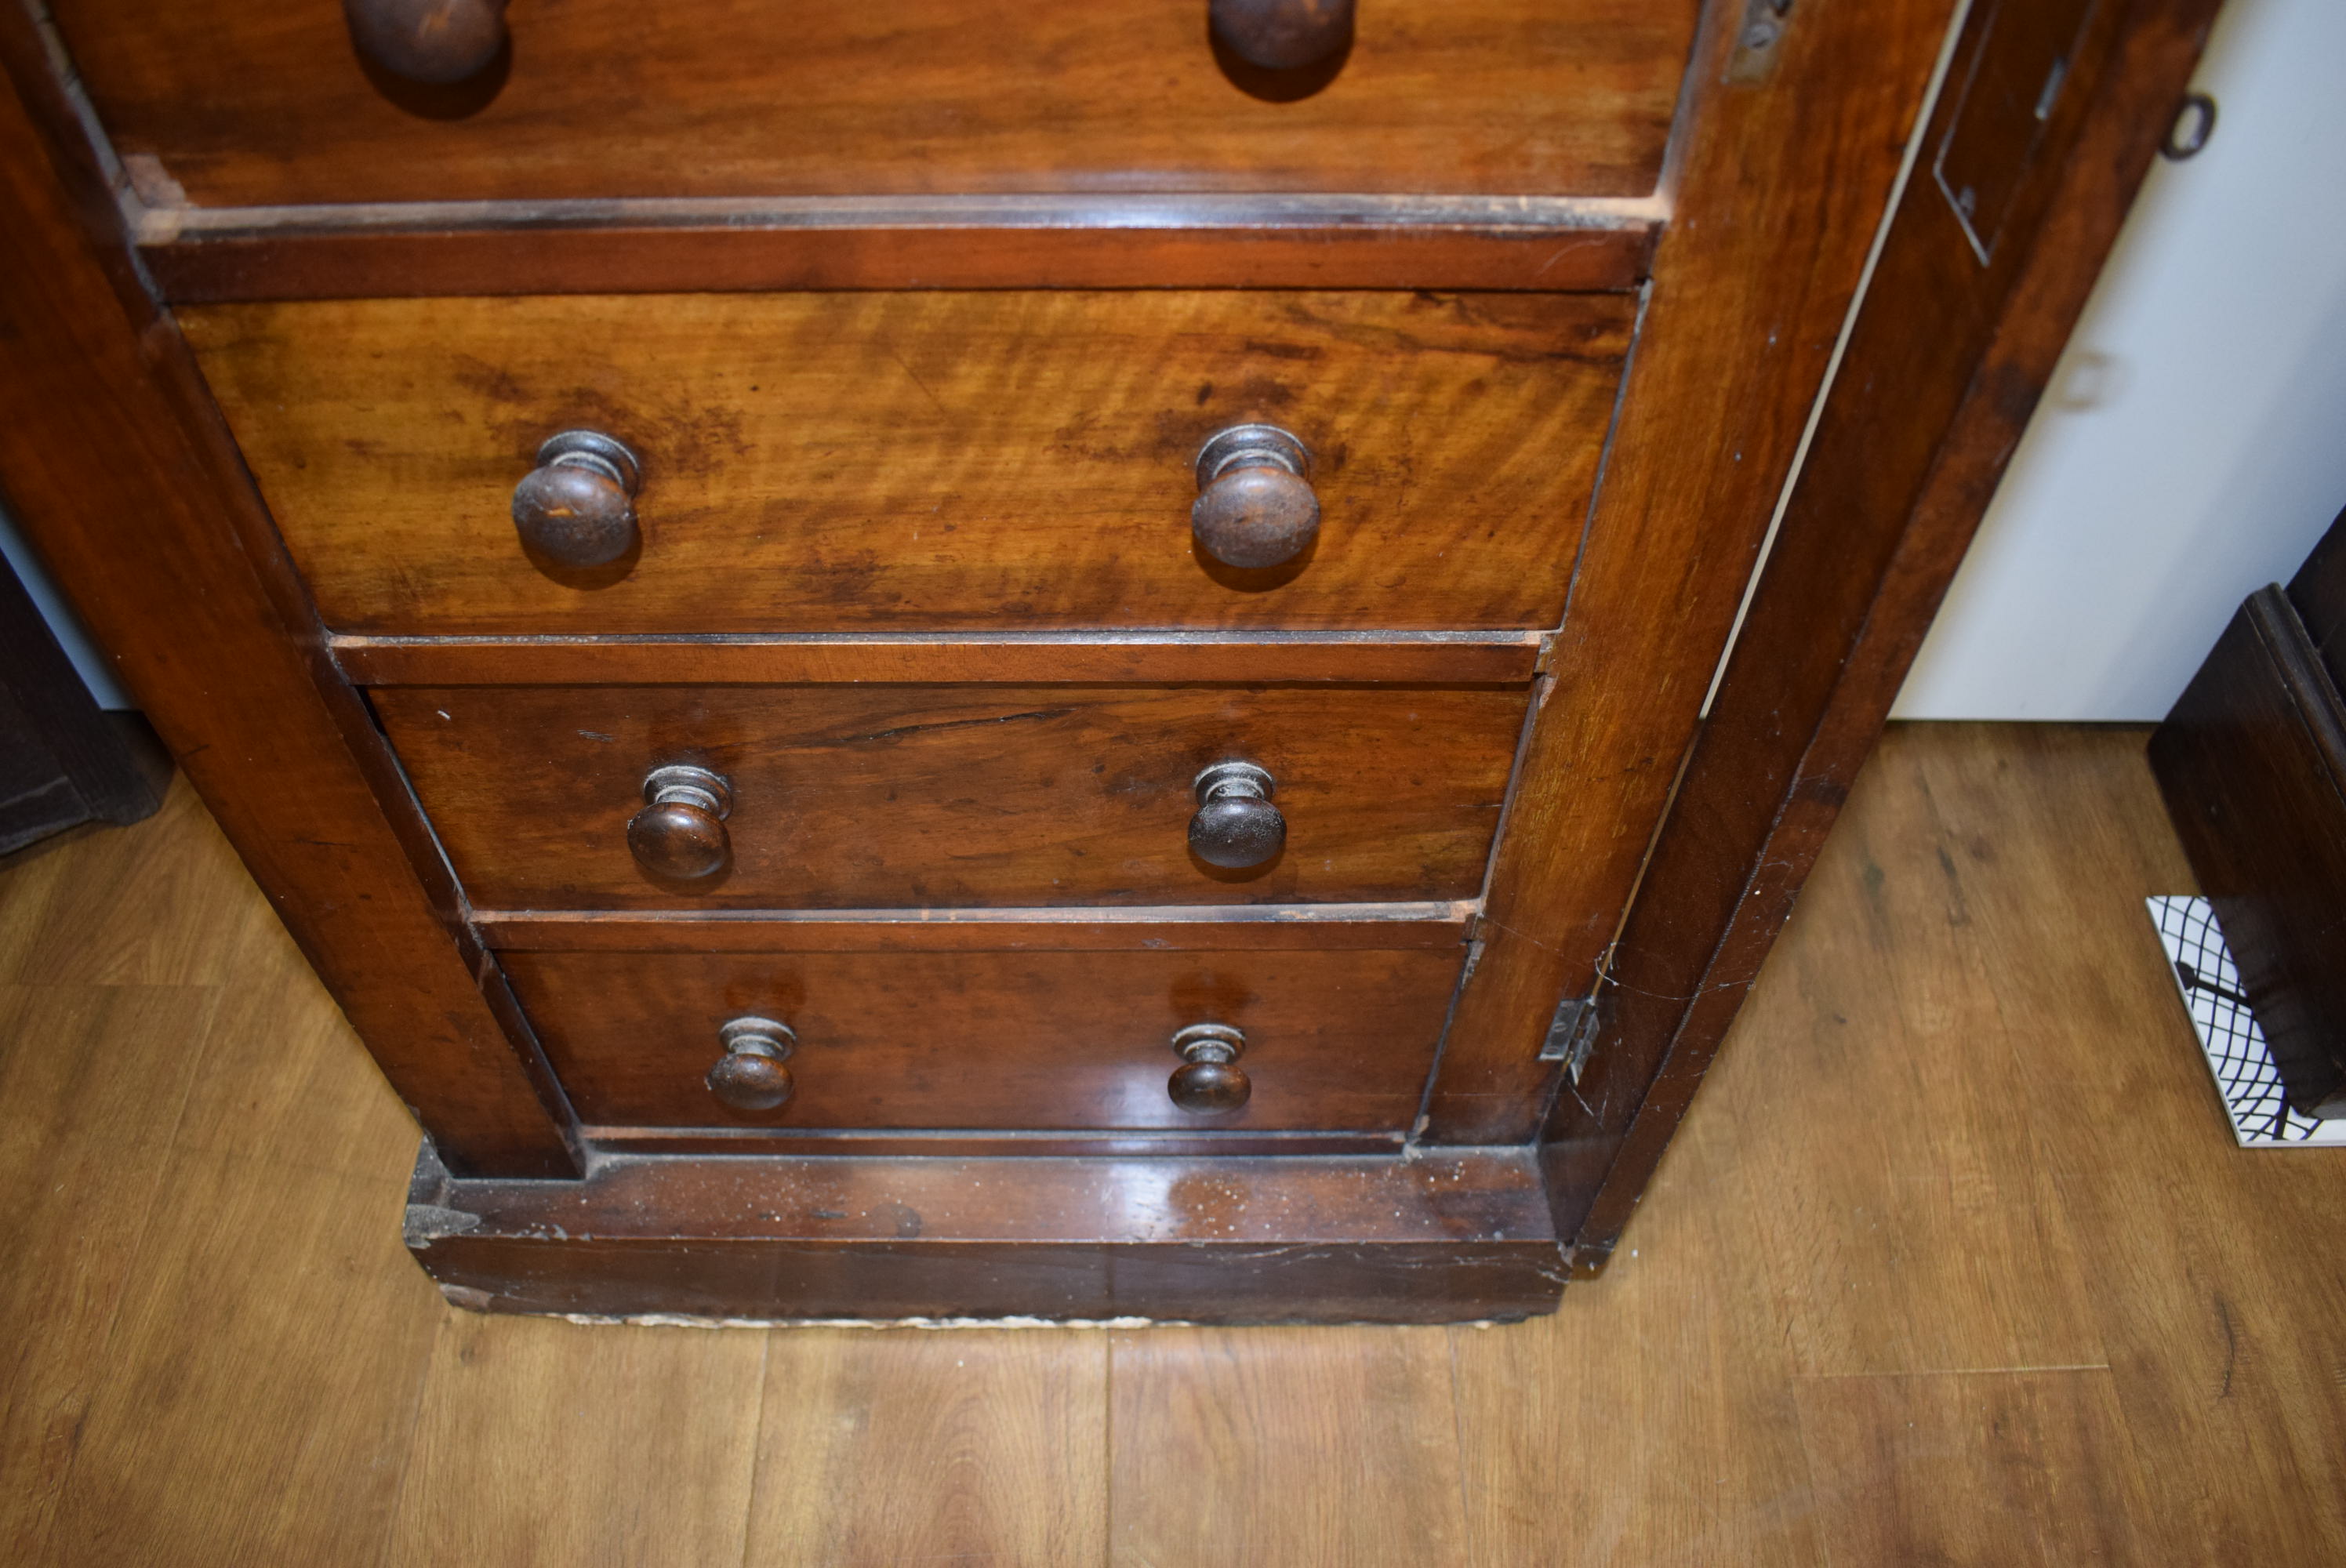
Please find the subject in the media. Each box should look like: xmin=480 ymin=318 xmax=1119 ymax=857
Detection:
xmin=1549 ymin=0 xmax=2228 ymax=1276
xmin=332 ymin=632 xmax=1545 ymax=688
xmin=0 ymin=21 xmax=582 ymax=1178
xmin=135 ymin=199 xmax=1661 ymax=301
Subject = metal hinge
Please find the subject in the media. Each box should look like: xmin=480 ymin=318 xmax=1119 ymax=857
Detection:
xmin=1537 ymin=994 xmax=1603 ymax=1082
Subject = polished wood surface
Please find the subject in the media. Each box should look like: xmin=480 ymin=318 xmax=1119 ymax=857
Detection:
xmin=8 ymin=729 xmax=2345 ymax=1559
xmin=372 ymin=682 xmax=1527 ymax=909
xmin=53 ymin=0 xmax=1698 ymax=206
xmin=0 ymin=48 xmax=574 ymax=1177
xmin=575 ymin=1127 xmax=1407 ymax=1160
xmin=342 ymin=0 xmax=508 ymax=85
xmin=2290 ymin=503 xmax=2346 ymax=691
xmin=427 ymin=1139 xmax=1545 ymax=1247
xmin=1422 ymin=0 xmax=1964 ymax=1142
xmin=1211 ymin=0 xmax=1354 ymax=72
xmin=331 ymin=631 xmax=1545 ymax=688
xmin=477 ymin=906 xmax=1473 ymax=953
xmin=138 ymin=209 xmax=1661 ymax=303
xmin=183 ymin=290 xmax=1635 ymax=633
xmin=412 ymin=1138 xmax=1562 ymax=1320
xmin=498 ymin=942 xmax=1465 ymax=1131
xmin=1553 ymin=0 xmax=2228 ymax=1268
xmin=10 ymin=0 xmax=2232 ymax=1339
xmin=2151 ymin=590 xmax=2346 ymax=1113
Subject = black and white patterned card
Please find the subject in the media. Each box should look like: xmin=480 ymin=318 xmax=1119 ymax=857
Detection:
xmin=2148 ymin=896 xmax=2346 ymax=1147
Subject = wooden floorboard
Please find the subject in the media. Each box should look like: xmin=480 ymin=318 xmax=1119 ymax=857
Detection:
xmin=0 ymin=984 xmax=220 ymax=1563
xmin=1449 ymin=1070 xmax=1825 ymax=1568
xmin=1724 ymin=733 xmax=2110 ymax=1377
xmin=750 ymin=1328 xmax=1108 ymax=1566
xmin=0 ymin=728 xmax=2341 ymax=1564
xmin=1790 ymin=1368 xmax=2158 ymax=1566
xmin=1109 ymin=1326 xmax=1471 ymax=1566
xmin=386 ymin=1315 xmax=767 ymax=1568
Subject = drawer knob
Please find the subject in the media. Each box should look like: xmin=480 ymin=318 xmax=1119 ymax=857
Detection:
xmin=343 ymin=0 xmax=509 ymax=85
xmin=1192 ymin=424 xmax=1319 ymax=570
xmin=708 ymin=1017 xmax=796 ymax=1112
xmin=1210 ymin=0 xmax=1354 ymax=71
xmin=511 ymin=430 xmax=642 ymax=569
xmin=1189 ymin=761 xmax=1285 ymax=869
xmin=1169 ymin=1023 xmax=1251 ymax=1113
xmin=628 ymin=764 xmax=733 ymax=880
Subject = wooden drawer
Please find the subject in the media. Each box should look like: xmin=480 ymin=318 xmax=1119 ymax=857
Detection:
xmin=185 ymin=291 xmax=1637 ymax=634
xmin=56 ymin=1 xmax=1698 ymax=209
xmin=373 ymin=681 xmax=1528 ymax=909
xmin=498 ymin=932 xmax=1468 ymax=1134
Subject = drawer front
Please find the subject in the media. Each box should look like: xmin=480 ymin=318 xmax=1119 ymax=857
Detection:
xmin=185 ymin=291 xmax=1636 ymax=633
xmin=375 ymin=683 xmax=1528 ymax=909
xmin=59 ymin=1 xmax=1698 ymax=208
xmin=501 ymin=943 xmax=1465 ymax=1133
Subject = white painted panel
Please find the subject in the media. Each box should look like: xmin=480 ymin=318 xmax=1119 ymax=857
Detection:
xmin=1894 ymin=0 xmax=2346 ymax=721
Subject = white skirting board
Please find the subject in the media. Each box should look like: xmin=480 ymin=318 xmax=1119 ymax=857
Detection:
xmin=2148 ymin=896 xmax=2346 ymax=1147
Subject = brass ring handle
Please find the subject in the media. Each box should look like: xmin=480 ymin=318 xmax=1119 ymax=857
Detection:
xmin=512 ymin=430 xmax=641 ymax=569
xmin=1169 ymin=1023 xmax=1250 ymax=1112
xmin=627 ymin=764 xmax=733 ymax=880
xmin=1210 ymin=0 xmax=1354 ymax=71
xmin=343 ymin=0 xmax=509 ymax=84
xmin=708 ymin=1017 xmax=796 ymax=1112
xmin=1191 ymin=424 xmax=1320 ymax=570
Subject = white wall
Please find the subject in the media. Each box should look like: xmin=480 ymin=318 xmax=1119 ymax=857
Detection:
xmin=1895 ymin=0 xmax=2346 ymax=721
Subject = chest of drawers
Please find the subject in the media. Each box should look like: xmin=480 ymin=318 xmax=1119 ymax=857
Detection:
xmin=0 ymin=0 xmax=2217 ymax=1321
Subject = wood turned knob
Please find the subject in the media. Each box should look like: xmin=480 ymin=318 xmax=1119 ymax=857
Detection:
xmin=709 ymin=1017 xmax=795 ymax=1112
xmin=1192 ymin=425 xmax=1319 ymax=569
xmin=1189 ymin=761 xmax=1284 ymax=869
xmin=511 ymin=430 xmax=641 ymax=569
xmin=628 ymin=764 xmax=732 ymax=880
xmin=1169 ymin=1023 xmax=1250 ymax=1113
xmin=343 ymin=0 xmax=508 ymax=84
xmin=1210 ymin=0 xmax=1354 ymax=71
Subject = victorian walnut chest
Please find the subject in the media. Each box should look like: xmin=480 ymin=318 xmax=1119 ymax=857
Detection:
xmin=0 ymin=0 xmax=2217 ymax=1320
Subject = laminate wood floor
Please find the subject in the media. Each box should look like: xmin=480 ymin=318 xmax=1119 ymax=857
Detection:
xmin=2 ymin=724 xmax=2340 ymax=1566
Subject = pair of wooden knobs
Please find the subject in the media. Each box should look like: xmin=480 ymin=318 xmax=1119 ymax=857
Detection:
xmin=706 ymin=1018 xmax=1251 ymax=1115
xmin=626 ymin=760 xmax=1287 ymax=881
xmin=349 ymin=0 xmax=1353 ymax=85
xmin=510 ymin=424 xmax=1322 ymax=576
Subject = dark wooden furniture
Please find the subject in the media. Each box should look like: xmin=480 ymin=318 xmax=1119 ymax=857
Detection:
xmin=0 ymin=0 xmax=2221 ymax=1320
xmin=2152 ymin=506 xmax=2346 ymax=1118
xmin=0 ymin=545 xmax=168 ymax=856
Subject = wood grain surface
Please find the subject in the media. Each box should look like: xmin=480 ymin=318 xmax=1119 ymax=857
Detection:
xmin=1552 ymin=0 xmax=2228 ymax=1266
xmin=387 ymin=1315 xmax=766 ymax=1566
xmin=374 ymin=682 xmax=1527 ymax=909
xmin=140 ymin=211 xmax=1659 ymax=303
xmin=53 ymin=0 xmax=1697 ymax=207
xmin=182 ymin=291 xmax=1635 ymax=633
xmin=748 ymin=1330 xmax=1107 ymax=1563
xmin=2288 ymin=503 xmax=2346 ymax=691
xmin=8 ymin=728 xmax=2346 ymax=1562
xmin=0 ymin=48 xmax=576 ymax=1177
xmin=331 ymin=631 xmax=1545 ymax=688
xmin=498 ymin=942 xmax=1465 ymax=1131
xmin=409 ymin=1138 xmax=1563 ymax=1320
xmin=1419 ymin=0 xmax=1964 ymax=1142
xmin=1110 ymin=1328 xmax=1473 ymax=1563
xmin=475 ymin=906 xmax=1471 ymax=953
xmin=2150 ymin=590 xmax=2346 ymax=1111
